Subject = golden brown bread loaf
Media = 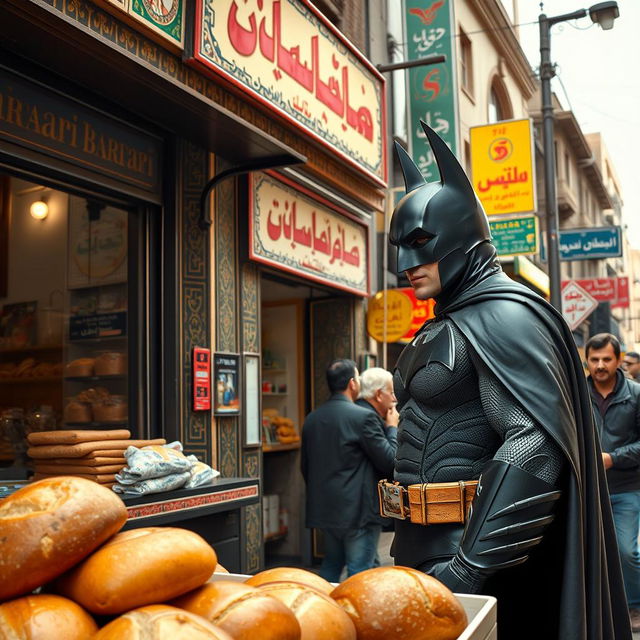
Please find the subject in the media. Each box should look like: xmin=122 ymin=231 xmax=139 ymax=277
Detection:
xmin=0 ymin=594 xmax=98 ymax=639
xmin=93 ymin=605 xmax=233 ymax=640
xmin=54 ymin=527 xmax=217 ymax=614
xmin=245 ymin=567 xmax=334 ymax=595
xmin=94 ymin=351 xmax=127 ymax=376
xmin=171 ymin=581 xmax=301 ymax=640
xmin=258 ymin=582 xmax=356 ymax=640
xmin=330 ymin=566 xmax=467 ymax=640
xmin=65 ymin=358 xmax=95 ymax=377
xmin=0 ymin=477 xmax=128 ymax=601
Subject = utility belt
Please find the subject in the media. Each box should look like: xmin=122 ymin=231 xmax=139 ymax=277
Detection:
xmin=378 ymin=479 xmax=478 ymax=526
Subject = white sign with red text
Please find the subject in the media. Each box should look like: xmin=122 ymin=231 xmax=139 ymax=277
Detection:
xmin=192 ymin=0 xmax=386 ymax=185
xmin=250 ymin=172 xmax=369 ymax=296
xmin=561 ymin=281 xmax=598 ymax=331
xmin=561 ymin=277 xmax=629 ymax=309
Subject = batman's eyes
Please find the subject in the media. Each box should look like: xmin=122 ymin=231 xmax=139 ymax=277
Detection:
xmin=408 ymin=234 xmax=433 ymax=248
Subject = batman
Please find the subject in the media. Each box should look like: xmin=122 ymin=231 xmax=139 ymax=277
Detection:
xmin=388 ymin=121 xmax=630 ymax=640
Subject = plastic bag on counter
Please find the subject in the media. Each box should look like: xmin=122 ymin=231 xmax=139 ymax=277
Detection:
xmin=185 ymin=456 xmax=220 ymax=489
xmin=117 ymin=441 xmax=193 ymax=484
xmin=112 ymin=470 xmax=191 ymax=496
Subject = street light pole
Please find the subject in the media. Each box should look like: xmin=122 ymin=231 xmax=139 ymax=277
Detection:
xmin=539 ymin=9 xmax=585 ymax=311
xmin=538 ymin=3 xmax=620 ymax=311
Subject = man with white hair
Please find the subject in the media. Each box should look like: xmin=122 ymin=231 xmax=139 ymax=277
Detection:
xmin=356 ymin=367 xmax=399 ymax=564
xmin=357 ymin=367 xmax=400 ymax=431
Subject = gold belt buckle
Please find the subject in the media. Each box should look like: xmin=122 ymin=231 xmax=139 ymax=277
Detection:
xmin=378 ymin=480 xmax=406 ymax=520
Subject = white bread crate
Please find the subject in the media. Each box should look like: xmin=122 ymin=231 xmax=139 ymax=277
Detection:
xmin=210 ymin=572 xmax=497 ymax=640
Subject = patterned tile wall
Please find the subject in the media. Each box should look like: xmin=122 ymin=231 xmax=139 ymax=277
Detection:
xmin=215 ymin=158 xmax=239 ymax=478
xmin=310 ymin=298 xmax=355 ymax=410
xmin=180 ymin=141 xmax=211 ymax=465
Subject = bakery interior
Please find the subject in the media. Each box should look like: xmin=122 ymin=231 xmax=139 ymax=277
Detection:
xmin=0 ymin=175 xmax=130 ymax=483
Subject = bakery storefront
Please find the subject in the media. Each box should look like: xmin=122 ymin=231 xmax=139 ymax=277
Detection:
xmin=0 ymin=0 xmax=386 ymax=574
xmin=248 ymin=169 xmax=372 ymax=568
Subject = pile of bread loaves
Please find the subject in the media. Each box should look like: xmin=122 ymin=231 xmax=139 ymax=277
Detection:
xmin=0 ymin=476 xmax=468 ymax=639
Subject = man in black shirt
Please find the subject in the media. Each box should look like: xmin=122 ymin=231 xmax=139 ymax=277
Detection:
xmin=586 ymin=333 xmax=640 ymax=631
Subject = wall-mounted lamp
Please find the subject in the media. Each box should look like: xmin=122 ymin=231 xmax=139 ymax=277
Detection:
xmin=30 ymin=199 xmax=49 ymax=220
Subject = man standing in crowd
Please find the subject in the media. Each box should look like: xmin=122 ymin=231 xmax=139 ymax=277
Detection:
xmin=301 ymin=359 xmax=397 ymax=582
xmin=356 ymin=366 xmax=400 ymax=563
xmin=381 ymin=120 xmax=630 ymax=639
xmin=356 ymin=367 xmax=400 ymax=433
xmin=622 ymin=351 xmax=640 ymax=382
xmin=586 ymin=333 xmax=640 ymax=631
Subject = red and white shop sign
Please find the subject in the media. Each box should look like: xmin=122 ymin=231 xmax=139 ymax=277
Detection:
xmin=561 ymin=277 xmax=629 ymax=309
xmin=190 ymin=0 xmax=387 ymax=186
xmin=561 ymin=281 xmax=598 ymax=331
xmin=249 ymin=171 xmax=369 ymax=296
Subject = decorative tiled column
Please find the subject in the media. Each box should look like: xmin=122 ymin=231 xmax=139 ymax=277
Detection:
xmin=241 ymin=262 xmax=263 ymax=573
xmin=180 ymin=141 xmax=211 ymax=464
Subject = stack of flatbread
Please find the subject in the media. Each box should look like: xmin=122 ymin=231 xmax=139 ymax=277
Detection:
xmin=27 ymin=430 xmax=166 ymax=486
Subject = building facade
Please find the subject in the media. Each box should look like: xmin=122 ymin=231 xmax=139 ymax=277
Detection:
xmin=0 ymin=0 xmax=388 ymax=572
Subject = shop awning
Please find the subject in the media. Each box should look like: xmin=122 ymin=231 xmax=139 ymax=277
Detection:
xmin=503 ymin=255 xmax=550 ymax=297
xmin=0 ymin=2 xmax=307 ymax=167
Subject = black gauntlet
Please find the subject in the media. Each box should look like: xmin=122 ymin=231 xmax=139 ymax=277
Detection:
xmin=431 ymin=459 xmax=561 ymax=593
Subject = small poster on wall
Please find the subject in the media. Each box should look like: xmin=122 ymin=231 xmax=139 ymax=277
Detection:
xmin=67 ymin=197 xmax=128 ymax=290
xmin=213 ymin=353 xmax=240 ymax=415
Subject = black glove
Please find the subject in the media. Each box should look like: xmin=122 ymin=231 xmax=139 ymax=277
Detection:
xmin=428 ymin=460 xmax=561 ymax=594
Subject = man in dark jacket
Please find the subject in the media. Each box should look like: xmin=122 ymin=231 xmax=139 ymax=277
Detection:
xmin=356 ymin=366 xmax=400 ymax=549
xmin=355 ymin=366 xmax=400 ymax=433
xmin=622 ymin=351 xmax=640 ymax=383
xmin=383 ymin=120 xmax=630 ymax=640
xmin=586 ymin=332 xmax=640 ymax=631
xmin=301 ymin=359 xmax=396 ymax=581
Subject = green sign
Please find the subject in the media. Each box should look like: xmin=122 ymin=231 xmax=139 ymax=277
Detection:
xmin=131 ymin=0 xmax=184 ymax=49
xmin=490 ymin=215 xmax=538 ymax=256
xmin=404 ymin=0 xmax=458 ymax=182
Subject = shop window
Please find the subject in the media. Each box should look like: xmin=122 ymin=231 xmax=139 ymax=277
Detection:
xmin=0 ymin=174 xmax=145 ymax=470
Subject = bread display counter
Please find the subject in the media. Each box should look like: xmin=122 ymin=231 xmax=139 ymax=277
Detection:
xmin=0 ymin=477 xmax=496 ymax=639
xmin=121 ymin=477 xmax=260 ymax=574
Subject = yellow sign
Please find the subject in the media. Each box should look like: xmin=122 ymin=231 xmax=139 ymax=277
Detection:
xmin=367 ymin=290 xmax=413 ymax=343
xmin=470 ymin=118 xmax=536 ymax=216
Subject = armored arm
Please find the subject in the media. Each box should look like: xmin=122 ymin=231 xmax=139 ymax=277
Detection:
xmin=431 ymin=352 xmax=566 ymax=594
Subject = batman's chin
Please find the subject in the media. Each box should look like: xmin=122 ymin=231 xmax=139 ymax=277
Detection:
xmin=411 ymin=279 xmax=442 ymax=300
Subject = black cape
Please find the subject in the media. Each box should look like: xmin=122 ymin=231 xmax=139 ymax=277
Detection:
xmin=439 ymin=269 xmax=630 ymax=640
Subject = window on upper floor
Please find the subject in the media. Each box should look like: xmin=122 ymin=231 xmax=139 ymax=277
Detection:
xmin=488 ymin=77 xmax=513 ymax=123
xmin=460 ymin=28 xmax=473 ymax=96
xmin=564 ymin=151 xmax=571 ymax=186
